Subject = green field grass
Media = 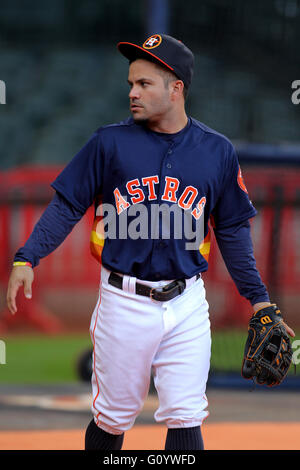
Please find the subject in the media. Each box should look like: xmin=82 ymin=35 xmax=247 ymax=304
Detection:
xmin=0 ymin=330 xmax=298 ymax=383
xmin=0 ymin=333 xmax=92 ymax=383
xmin=211 ymin=329 xmax=247 ymax=372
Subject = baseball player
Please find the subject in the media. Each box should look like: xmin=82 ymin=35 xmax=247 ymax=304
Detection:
xmin=6 ymin=34 xmax=294 ymax=451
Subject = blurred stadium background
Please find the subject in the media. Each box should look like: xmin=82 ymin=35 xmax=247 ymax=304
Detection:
xmin=0 ymin=0 xmax=299 ymax=388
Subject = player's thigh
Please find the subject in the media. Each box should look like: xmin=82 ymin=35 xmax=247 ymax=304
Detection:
xmin=90 ymin=281 xmax=163 ymax=431
xmin=152 ymin=296 xmax=211 ymax=426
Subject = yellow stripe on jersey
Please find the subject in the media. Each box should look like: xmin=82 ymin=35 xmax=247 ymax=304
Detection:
xmin=90 ymin=217 xmax=105 ymax=263
xmin=90 ymin=229 xmax=105 ymax=247
xmin=199 ymin=230 xmax=211 ymax=262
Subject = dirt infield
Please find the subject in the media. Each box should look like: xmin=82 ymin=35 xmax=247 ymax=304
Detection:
xmin=1 ymin=422 xmax=300 ymax=450
xmin=0 ymin=386 xmax=300 ymax=450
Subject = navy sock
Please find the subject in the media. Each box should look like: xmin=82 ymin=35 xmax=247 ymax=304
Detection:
xmin=85 ymin=419 xmax=124 ymax=450
xmin=165 ymin=426 xmax=204 ymax=450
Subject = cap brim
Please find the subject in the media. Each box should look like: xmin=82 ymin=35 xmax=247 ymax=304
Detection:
xmin=117 ymin=42 xmax=175 ymax=73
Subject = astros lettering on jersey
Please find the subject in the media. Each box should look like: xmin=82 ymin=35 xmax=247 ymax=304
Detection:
xmin=51 ymin=116 xmax=255 ymax=282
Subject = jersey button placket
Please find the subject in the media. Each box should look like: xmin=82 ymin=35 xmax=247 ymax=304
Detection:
xmin=165 ymin=144 xmax=174 ymax=169
xmin=150 ymin=143 xmax=175 ymax=277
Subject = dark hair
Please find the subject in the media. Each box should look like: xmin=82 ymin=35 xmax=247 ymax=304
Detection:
xmin=156 ymin=65 xmax=188 ymax=101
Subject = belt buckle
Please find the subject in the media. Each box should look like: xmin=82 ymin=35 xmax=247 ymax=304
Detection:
xmin=150 ymin=286 xmax=162 ymax=301
xmin=150 ymin=279 xmax=186 ymax=301
xmin=150 ymin=287 xmax=156 ymax=301
xmin=162 ymin=279 xmax=185 ymax=295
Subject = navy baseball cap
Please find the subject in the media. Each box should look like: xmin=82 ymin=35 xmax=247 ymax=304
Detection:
xmin=117 ymin=34 xmax=194 ymax=89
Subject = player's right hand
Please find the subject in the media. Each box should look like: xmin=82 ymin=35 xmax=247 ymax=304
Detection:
xmin=6 ymin=266 xmax=34 ymax=315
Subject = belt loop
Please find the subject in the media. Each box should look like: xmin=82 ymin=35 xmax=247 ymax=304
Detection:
xmin=122 ymin=274 xmax=136 ymax=294
xmin=128 ymin=276 xmax=136 ymax=294
xmin=122 ymin=274 xmax=129 ymax=292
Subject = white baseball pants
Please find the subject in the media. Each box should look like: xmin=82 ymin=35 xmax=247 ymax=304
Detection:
xmin=89 ymin=266 xmax=211 ymax=435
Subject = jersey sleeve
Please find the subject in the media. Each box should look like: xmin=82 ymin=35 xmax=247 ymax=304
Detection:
xmin=214 ymin=219 xmax=270 ymax=305
xmin=51 ymin=132 xmax=103 ymax=213
xmin=211 ymin=142 xmax=257 ymax=229
xmin=14 ymin=192 xmax=84 ymax=267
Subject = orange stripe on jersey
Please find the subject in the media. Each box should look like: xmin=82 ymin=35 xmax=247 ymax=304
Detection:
xmin=199 ymin=230 xmax=211 ymax=262
xmin=237 ymin=165 xmax=248 ymax=194
xmin=91 ymin=290 xmax=102 ymax=424
xmin=90 ymin=216 xmax=105 ymax=263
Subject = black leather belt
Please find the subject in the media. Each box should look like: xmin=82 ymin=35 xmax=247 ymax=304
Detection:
xmin=108 ymin=272 xmax=200 ymax=302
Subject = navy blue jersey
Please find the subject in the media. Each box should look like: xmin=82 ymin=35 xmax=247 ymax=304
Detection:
xmin=51 ymin=117 xmax=256 ymax=281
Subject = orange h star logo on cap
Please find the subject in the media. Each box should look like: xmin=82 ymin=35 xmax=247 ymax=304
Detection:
xmin=143 ymin=34 xmax=162 ymax=49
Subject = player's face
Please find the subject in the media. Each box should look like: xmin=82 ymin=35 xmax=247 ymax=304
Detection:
xmin=127 ymin=59 xmax=173 ymax=123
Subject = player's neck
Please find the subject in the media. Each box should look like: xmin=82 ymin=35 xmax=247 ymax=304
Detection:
xmin=146 ymin=110 xmax=188 ymax=134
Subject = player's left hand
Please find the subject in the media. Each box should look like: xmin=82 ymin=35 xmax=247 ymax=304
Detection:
xmin=253 ymin=302 xmax=295 ymax=337
xmin=242 ymin=304 xmax=294 ymax=386
xmin=281 ymin=321 xmax=295 ymax=338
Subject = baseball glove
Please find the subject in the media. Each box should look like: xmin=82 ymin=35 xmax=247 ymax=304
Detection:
xmin=242 ymin=304 xmax=293 ymax=387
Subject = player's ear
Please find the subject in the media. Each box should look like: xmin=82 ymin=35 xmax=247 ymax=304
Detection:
xmin=170 ymin=80 xmax=185 ymax=101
